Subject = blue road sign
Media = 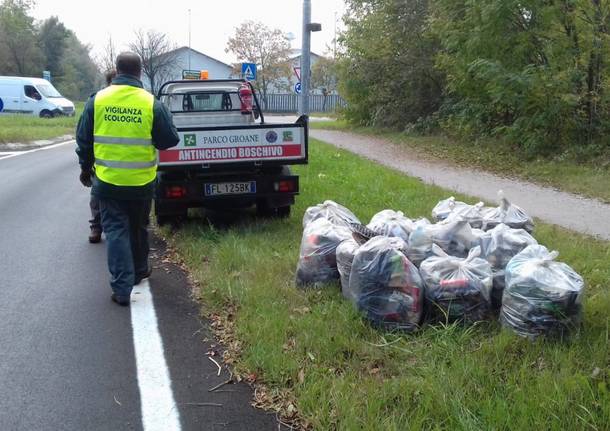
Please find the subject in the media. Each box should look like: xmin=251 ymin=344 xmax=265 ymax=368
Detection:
xmin=294 ymin=82 xmax=302 ymax=95
xmin=241 ymin=63 xmax=257 ymax=81
xmin=0 ymin=97 xmax=4 ymax=112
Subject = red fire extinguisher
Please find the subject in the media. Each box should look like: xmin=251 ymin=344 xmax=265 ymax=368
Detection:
xmin=239 ymin=83 xmax=253 ymax=115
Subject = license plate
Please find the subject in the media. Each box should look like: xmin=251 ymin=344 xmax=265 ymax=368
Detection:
xmin=204 ymin=181 xmax=256 ymax=196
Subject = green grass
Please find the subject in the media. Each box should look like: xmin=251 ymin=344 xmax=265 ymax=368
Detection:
xmin=0 ymin=102 xmax=83 ymax=144
xmin=163 ymin=139 xmax=610 ymax=430
xmin=310 ymin=120 xmax=610 ymax=203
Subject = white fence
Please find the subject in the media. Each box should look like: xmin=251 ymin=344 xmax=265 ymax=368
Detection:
xmin=261 ymin=94 xmax=346 ymax=113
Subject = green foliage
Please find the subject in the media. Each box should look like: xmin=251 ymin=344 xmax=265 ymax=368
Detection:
xmin=0 ymin=102 xmax=82 ymax=144
xmin=0 ymin=0 xmax=42 ymax=75
xmin=431 ymin=0 xmax=610 ymax=154
xmin=0 ymin=1 xmax=98 ymax=100
xmin=55 ymin=32 xmax=99 ymax=101
xmin=338 ymin=0 xmax=444 ymax=128
xmin=338 ymin=0 xmax=610 ymax=156
xmin=37 ymin=16 xmax=68 ymax=79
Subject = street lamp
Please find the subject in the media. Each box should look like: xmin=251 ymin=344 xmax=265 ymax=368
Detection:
xmin=300 ymin=0 xmax=322 ymax=116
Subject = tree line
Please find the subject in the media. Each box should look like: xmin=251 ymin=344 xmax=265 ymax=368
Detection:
xmin=338 ymin=0 xmax=609 ymax=156
xmin=0 ymin=0 xmax=99 ymax=101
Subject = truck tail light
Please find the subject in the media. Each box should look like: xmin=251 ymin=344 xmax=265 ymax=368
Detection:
xmin=275 ymin=180 xmax=296 ymax=193
xmin=239 ymin=83 xmax=253 ymax=115
xmin=165 ymin=186 xmax=187 ymax=199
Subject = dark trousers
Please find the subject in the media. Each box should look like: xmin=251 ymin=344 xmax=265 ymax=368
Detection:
xmin=99 ymin=198 xmax=152 ymax=298
xmin=89 ymin=194 xmax=101 ymax=230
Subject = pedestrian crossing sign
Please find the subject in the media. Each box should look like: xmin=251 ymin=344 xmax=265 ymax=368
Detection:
xmin=241 ymin=63 xmax=257 ymax=81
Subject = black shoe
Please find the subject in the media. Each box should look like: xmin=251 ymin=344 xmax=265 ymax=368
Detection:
xmin=134 ymin=267 xmax=153 ymax=285
xmin=111 ymin=293 xmax=130 ymax=307
xmin=89 ymin=227 xmax=102 ymax=243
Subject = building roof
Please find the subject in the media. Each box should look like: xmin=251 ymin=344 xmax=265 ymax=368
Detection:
xmin=166 ymin=46 xmax=233 ymax=69
xmin=289 ymin=49 xmax=324 ymax=60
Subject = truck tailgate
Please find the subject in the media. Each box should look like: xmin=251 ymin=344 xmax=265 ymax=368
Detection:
xmin=158 ymin=122 xmax=307 ymax=167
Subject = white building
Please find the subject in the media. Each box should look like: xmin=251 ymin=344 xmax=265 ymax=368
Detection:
xmin=268 ymin=49 xmax=326 ymax=95
xmin=142 ymin=47 xmax=234 ymax=93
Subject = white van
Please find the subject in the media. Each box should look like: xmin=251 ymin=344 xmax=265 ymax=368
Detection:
xmin=0 ymin=76 xmax=75 ymax=118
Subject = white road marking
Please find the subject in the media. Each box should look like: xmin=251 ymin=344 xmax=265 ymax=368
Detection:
xmin=0 ymin=140 xmax=74 ymax=160
xmin=131 ymin=280 xmax=182 ymax=431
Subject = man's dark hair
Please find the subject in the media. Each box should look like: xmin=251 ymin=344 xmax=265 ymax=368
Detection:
xmin=105 ymin=69 xmax=117 ymax=86
xmin=116 ymin=52 xmax=142 ymax=77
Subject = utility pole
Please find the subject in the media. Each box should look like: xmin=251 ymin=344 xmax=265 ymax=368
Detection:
xmin=300 ymin=0 xmax=321 ymax=116
xmin=188 ymin=9 xmax=192 ymax=70
xmin=334 ymin=11 xmax=337 ymax=59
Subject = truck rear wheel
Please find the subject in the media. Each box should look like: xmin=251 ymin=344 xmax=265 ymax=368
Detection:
xmin=155 ymin=202 xmax=187 ymax=227
xmin=276 ymin=205 xmax=291 ymax=218
xmin=256 ymin=202 xmax=291 ymax=218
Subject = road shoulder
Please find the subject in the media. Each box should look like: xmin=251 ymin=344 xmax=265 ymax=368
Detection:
xmin=148 ymin=234 xmax=281 ymax=430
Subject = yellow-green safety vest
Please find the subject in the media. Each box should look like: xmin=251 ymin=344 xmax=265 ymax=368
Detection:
xmin=93 ymin=84 xmax=156 ymax=186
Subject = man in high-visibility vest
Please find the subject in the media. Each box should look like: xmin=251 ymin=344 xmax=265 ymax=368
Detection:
xmin=76 ymin=52 xmax=179 ymax=306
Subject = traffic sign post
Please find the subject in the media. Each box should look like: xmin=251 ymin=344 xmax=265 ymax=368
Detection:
xmin=43 ymin=70 xmax=51 ymax=82
xmin=293 ymin=67 xmax=301 ymax=81
xmin=241 ymin=63 xmax=257 ymax=81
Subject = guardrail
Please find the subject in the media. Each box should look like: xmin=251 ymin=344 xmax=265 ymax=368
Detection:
xmin=261 ymin=94 xmax=346 ymax=113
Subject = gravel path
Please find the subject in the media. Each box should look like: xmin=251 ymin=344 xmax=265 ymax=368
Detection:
xmin=310 ymin=129 xmax=610 ymax=241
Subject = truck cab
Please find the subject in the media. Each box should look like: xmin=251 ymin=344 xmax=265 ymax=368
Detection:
xmin=155 ymin=79 xmax=308 ymax=224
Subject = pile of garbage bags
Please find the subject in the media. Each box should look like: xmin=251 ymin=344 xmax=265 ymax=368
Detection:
xmin=295 ymin=196 xmax=584 ymax=339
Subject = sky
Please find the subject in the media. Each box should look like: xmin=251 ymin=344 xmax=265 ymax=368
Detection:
xmin=31 ymin=0 xmax=347 ymax=64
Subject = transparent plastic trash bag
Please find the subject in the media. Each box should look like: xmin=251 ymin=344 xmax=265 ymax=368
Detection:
xmin=295 ymin=217 xmax=352 ymax=287
xmin=302 ymin=200 xmax=360 ymax=228
xmin=432 ymin=197 xmax=469 ymax=222
xmin=407 ymin=219 xmax=476 ymax=266
xmin=336 ymin=238 xmax=360 ymax=301
xmin=482 ymin=191 xmax=534 ymax=233
xmin=477 ymin=224 xmax=538 ymax=308
xmin=420 ymin=245 xmax=493 ymax=323
xmin=500 ymin=245 xmax=584 ymax=339
xmin=367 ymin=210 xmax=416 ymax=243
xmin=349 ymin=236 xmax=423 ymax=332
xmin=445 ymin=202 xmax=493 ymax=229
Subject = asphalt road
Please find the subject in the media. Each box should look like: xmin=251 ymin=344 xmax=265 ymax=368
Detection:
xmin=0 ymin=142 xmax=278 ymax=431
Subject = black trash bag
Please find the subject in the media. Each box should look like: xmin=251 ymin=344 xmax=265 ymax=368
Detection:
xmin=482 ymin=191 xmax=534 ymax=233
xmin=500 ymin=245 xmax=584 ymax=339
xmin=367 ymin=210 xmax=430 ymax=244
xmin=349 ymin=236 xmax=424 ymax=332
xmin=407 ymin=219 xmax=476 ymax=266
xmin=295 ymin=217 xmax=352 ymax=287
xmin=302 ymin=200 xmax=360 ymax=228
xmin=420 ymin=245 xmax=493 ymax=323
xmin=432 ymin=197 xmax=469 ymax=222
xmin=477 ymin=224 xmax=538 ymax=308
xmin=336 ymin=238 xmax=360 ymax=301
